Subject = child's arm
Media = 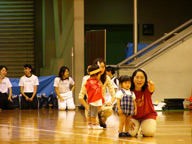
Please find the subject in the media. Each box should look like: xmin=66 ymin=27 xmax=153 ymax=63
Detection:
xmin=55 ymin=87 xmax=64 ymax=102
xmin=8 ymin=87 xmax=13 ymax=102
xmin=71 ymin=84 xmax=75 ymax=92
xmin=117 ymin=98 xmax=123 ymax=115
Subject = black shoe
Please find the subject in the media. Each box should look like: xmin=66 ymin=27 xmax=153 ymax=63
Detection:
xmin=119 ymin=132 xmax=127 ymax=137
xmin=124 ymin=132 xmax=132 ymax=137
xmin=100 ymin=124 xmax=107 ymax=128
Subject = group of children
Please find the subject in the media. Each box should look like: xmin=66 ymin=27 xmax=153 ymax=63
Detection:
xmin=81 ymin=64 xmax=137 ymax=136
xmin=0 ymin=64 xmax=40 ymax=110
xmin=50 ymin=63 xmax=138 ymax=136
xmin=0 ymin=63 xmax=138 ymax=137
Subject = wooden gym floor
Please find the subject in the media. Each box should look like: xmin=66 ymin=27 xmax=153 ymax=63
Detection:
xmin=0 ymin=109 xmax=191 ymax=144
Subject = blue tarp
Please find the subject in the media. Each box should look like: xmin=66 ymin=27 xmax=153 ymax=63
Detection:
xmin=125 ymin=43 xmax=158 ymax=63
xmin=10 ymin=75 xmax=56 ymax=97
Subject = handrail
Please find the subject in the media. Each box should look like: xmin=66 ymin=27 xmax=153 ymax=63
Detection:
xmin=123 ymin=30 xmax=192 ymax=68
xmin=117 ymin=19 xmax=192 ymax=68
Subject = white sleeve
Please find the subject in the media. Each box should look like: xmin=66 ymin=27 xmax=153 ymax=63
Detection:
xmin=116 ymin=90 xmax=123 ymax=99
xmin=69 ymin=77 xmax=75 ymax=85
xmin=19 ymin=77 xmax=24 ymax=86
xmin=34 ymin=76 xmax=39 ymax=85
xmin=54 ymin=77 xmax=59 ymax=87
xmin=7 ymin=78 xmax=12 ymax=88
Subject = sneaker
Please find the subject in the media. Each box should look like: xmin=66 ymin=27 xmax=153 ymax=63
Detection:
xmin=124 ymin=132 xmax=132 ymax=137
xmin=119 ymin=132 xmax=127 ymax=137
xmin=88 ymin=125 xmax=93 ymax=129
xmin=100 ymin=123 xmax=107 ymax=128
xmin=92 ymin=125 xmax=103 ymax=130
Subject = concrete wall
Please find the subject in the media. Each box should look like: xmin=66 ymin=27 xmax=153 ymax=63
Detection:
xmin=119 ymin=35 xmax=192 ymax=102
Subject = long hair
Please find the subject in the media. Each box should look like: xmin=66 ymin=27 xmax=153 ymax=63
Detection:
xmin=131 ymin=68 xmax=148 ymax=91
xmin=58 ymin=66 xmax=69 ymax=80
xmin=92 ymin=58 xmax=106 ymax=84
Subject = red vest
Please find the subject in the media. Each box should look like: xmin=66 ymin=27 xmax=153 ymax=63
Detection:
xmin=85 ymin=78 xmax=104 ymax=104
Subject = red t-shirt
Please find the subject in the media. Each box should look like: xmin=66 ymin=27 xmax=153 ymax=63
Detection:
xmin=85 ymin=78 xmax=104 ymax=104
xmin=132 ymin=86 xmax=157 ymax=120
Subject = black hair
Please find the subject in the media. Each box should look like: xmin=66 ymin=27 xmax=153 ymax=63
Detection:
xmin=106 ymin=66 xmax=115 ymax=75
xmin=131 ymin=68 xmax=148 ymax=91
xmin=24 ymin=64 xmax=33 ymax=73
xmin=58 ymin=66 xmax=69 ymax=80
xmin=0 ymin=65 xmax=8 ymax=71
xmin=119 ymin=75 xmax=131 ymax=84
xmin=92 ymin=58 xmax=106 ymax=84
xmin=24 ymin=64 xmax=32 ymax=69
xmin=88 ymin=65 xmax=100 ymax=76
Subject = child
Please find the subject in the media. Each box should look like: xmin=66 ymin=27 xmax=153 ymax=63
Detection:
xmin=19 ymin=64 xmax=39 ymax=109
xmin=54 ymin=66 xmax=75 ymax=110
xmin=106 ymin=66 xmax=119 ymax=106
xmin=85 ymin=65 xmax=104 ymax=130
xmin=116 ymin=75 xmax=137 ymax=137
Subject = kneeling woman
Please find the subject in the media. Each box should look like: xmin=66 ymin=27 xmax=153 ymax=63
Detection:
xmin=19 ymin=64 xmax=39 ymax=109
xmin=129 ymin=69 xmax=157 ymax=137
xmin=0 ymin=65 xmax=16 ymax=109
xmin=54 ymin=66 xmax=75 ymax=110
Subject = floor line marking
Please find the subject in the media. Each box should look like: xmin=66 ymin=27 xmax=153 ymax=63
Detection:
xmin=0 ymin=124 xmax=156 ymax=144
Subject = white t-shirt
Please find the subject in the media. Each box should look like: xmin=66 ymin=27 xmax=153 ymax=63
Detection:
xmin=116 ymin=89 xmax=136 ymax=100
xmin=0 ymin=77 xmax=12 ymax=93
xmin=19 ymin=74 xmax=39 ymax=93
xmin=54 ymin=77 xmax=75 ymax=93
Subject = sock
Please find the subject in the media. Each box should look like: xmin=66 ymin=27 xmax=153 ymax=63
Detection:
xmin=92 ymin=123 xmax=97 ymax=126
xmin=88 ymin=122 xmax=92 ymax=125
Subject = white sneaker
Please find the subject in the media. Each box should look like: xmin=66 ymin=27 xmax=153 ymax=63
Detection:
xmin=92 ymin=125 xmax=103 ymax=130
xmin=88 ymin=125 xmax=93 ymax=129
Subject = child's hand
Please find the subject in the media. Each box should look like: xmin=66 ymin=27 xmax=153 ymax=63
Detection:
xmin=59 ymin=97 xmax=64 ymax=102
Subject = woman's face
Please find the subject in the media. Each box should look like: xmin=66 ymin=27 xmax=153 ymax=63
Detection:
xmin=62 ymin=69 xmax=69 ymax=78
xmin=0 ymin=67 xmax=7 ymax=78
xmin=24 ymin=67 xmax=31 ymax=76
xmin=133 ymin=71 xmax=146 ymax=90
xmin=99 ymin=62 xmax=105 ymax=75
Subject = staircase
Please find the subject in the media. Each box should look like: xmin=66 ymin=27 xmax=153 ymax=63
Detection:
xmin=0 ymin=0 xmax=35 ymax=78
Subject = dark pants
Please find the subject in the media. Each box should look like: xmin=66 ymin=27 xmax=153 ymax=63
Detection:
xmin=21 ymin=93 xmax=38 ymax=109
xmin=0 ymin=93 xmax=16 ymax=110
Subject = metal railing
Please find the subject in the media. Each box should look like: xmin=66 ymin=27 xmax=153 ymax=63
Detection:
xmin=115 ymin=19 xmax=192 ymax=69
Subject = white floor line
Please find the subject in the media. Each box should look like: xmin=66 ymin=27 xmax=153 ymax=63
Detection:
xmin=0 ymin=124 xmax=156 ymax=144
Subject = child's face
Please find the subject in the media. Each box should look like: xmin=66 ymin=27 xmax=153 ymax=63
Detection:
xmin=106 ymin=71 xmax=112 ymax=77
xmin=121 ymin=81 xmax=131 ymax=90
xmin=0 ymin=67 xmax=7 ymax=78
xmin=133 ymin=71 xmax=145 ymax=89
xmin=24 ymin=67 xmax=31 ymax=76
xmin=62 ymin=69 xmax=69 ymax=78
